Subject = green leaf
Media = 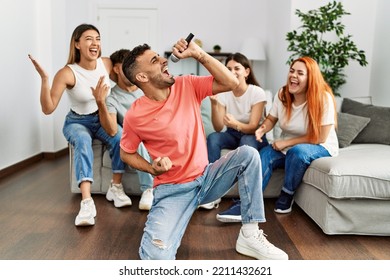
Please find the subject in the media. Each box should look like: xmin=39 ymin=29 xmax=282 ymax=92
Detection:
xmin=285 ymin=0 xmax=368 ymax=96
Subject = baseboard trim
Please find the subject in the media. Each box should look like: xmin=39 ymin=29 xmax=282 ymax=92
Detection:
xmin=42 ymin=148 xmax=68 ymax=160
xmin=0 ymin=148 xmax=68 ymax=179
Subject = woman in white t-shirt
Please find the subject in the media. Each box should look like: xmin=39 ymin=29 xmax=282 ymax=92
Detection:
xmin=216 ymin=56 xmax=338 ymax=222
xmin=207 ymin=53 xmax=268 ymax=163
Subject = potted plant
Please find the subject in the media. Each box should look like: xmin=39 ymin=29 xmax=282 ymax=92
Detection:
xmin=213 ymin=45 xmax=221 ymax=53
xmin=285 ymin=1 xmax=368 ymax=96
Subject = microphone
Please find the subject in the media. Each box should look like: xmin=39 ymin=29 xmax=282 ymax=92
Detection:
xmin=170 ymin=33 xmax=195 ymax=63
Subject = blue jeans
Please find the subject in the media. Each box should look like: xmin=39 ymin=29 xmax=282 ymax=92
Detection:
xmin=137 ymin=142 xmax=154 ymax=191
xmin=207 ymin=128 xmax=268 ymax=163
xmin=260 ymin=144 xmax=331 ymax=195
xmin=139 ymin=145 xmax=265 ymax=260
xmin=63 ymin=110 xmax=125 ymax=186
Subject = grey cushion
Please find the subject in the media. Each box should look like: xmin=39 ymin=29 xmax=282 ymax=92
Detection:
xmin=336 ymin=112 xmax=370 ymax=148
xmin=303 ymin=144 xmax=390 ymax=199
xmin=341 ymin=98 xmax=390 ymax=145
xmin=200 ymin=97 xmax=214 ymax=137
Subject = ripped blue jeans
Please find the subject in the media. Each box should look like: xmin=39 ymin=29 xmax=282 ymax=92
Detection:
xmin=139 ymin=145 xmax=265 ymax=260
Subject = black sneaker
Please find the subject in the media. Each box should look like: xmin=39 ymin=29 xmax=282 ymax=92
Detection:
xmin=216 ymin=199 xmax=241 ymax=222
xmin=274 ymin=191 xmax=294 ymax=214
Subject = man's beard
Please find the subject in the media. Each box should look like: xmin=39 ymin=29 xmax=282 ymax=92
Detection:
xmin=151 ymin=73 xmax=175 ymax=88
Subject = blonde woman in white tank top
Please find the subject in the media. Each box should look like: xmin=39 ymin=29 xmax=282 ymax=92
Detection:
xmin=29 ymin=24 xmax=131 ymax=227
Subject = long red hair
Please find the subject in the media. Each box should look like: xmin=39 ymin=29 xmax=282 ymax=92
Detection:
xmin=280 ymin=57 xmax=337 ymax=143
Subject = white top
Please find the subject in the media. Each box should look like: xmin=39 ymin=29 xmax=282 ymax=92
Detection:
xmin=66 ymin=58 xmax=111 ymax=115
xmin=216 ymin=84 xmax=266 ymax=123
xmin=269 ymin=91 xmax=339 ymax=156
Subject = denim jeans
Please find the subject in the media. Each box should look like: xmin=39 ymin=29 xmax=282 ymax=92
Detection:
xmin=260 ymin=144 xmax=331 ymax=195
xmin=137 ymin=142 xmax=154 ymax=191
xmin=207 ymin=128 xmax=268 ymax=163
xmin=139 ymin=145 xmax=265 ymax=260
xmin=63 ymin=110 xmax=125 ymax=186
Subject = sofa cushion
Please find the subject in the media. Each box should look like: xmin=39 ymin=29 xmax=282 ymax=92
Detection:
xmin=102 ymin=148 xmax=136 ymax=173
xmin=295 ymin=182 xmax=390 ymax=235
xmin=303 ymin=144 xmax=390 ymax=199
xmin=336 ymin=112 xmax=370 ymax=148
xmin=201 ymin=97 xmax=215 ymax=137
xmin=341 ymin=98 xmax=390 ymax=145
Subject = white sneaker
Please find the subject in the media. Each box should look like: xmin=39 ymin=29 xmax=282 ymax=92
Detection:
xmin=198 ymin=198 xmax=222 ymax=209
xmin=75 ymin=197 xmax=97 ymax=226
xmin=236 ymin=229 xmax=288 ymax=260
xmin=139 ymin=188 xmax=154 ymax=210
xmin=106 ymin=183 xmax=132 ymax=208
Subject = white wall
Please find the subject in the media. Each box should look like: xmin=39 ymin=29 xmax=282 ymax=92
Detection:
xmin=341 ymin=0 xmax=377 ymax=100
xmin=0 ymin=0 xmax=46 ymax=169
xmin=0 ymin=0 xmax=388 ymax=171
xmin=264 ymin=0 xmax=292 ymax=95
xmin=37 ymin=0 xmax=70 ymax=157
xmin=370 ymin=0 xmax=390 ymax=106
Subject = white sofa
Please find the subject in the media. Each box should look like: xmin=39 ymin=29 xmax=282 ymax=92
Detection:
xmin=70 ymin=96 xmax=390 ymax=236
xmin=295 ymin=143 xmax=390 ymax=235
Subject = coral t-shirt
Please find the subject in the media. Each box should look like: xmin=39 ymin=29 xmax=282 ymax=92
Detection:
xmin=120 ymin=75 xmax=214 ymax=187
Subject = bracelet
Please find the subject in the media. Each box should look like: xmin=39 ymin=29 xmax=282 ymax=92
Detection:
xmin=236 ymin=124 xmax=240 ymax=132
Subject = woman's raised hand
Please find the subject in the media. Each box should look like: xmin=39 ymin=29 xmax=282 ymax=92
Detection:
xmin=28 ymin=54 xmax=48 ymax=80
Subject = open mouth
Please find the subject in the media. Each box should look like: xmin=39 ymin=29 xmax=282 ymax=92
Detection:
xmin=162 ymin=66 xmax=171 ymax=77
xmin=90 ymin=48 xmax=98 ymax=56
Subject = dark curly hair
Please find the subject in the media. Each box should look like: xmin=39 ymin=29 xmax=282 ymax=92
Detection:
xmin=122 ymin=44 xmax=151 ymax=87
xmin=110 ymin=49 xmax=130 ymax=65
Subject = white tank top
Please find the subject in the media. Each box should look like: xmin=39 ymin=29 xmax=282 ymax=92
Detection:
xmin=66 ymin=58 xmax=111 ymax=115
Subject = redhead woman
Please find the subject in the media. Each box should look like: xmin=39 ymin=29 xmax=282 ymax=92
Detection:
xmin=29 ymin=24 xmax=131 ymax=226
xmin=217 ymin=56 xmax=338 ymax=222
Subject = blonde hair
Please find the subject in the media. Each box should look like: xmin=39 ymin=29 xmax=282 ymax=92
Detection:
xmin=66 ymin=24 xmax=101 ymax=65
xmin=280 ymin=56 xmax=337 ymax=143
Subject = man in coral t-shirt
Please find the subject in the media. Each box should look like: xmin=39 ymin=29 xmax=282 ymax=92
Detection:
xmin=118 ymin=38 xmax=288 ymax=260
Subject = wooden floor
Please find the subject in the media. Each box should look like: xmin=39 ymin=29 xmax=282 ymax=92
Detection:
xmin=0 ymin=154 xmax=389 ymax=260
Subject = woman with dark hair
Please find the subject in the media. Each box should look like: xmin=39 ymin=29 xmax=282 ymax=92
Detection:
xmin=206 ymin=52 xmax=268 ymax=164
xmin=29 ymin=23 xmax=131 ymax=227
xmin=208 ymin=52 xmax=268 ymax=219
